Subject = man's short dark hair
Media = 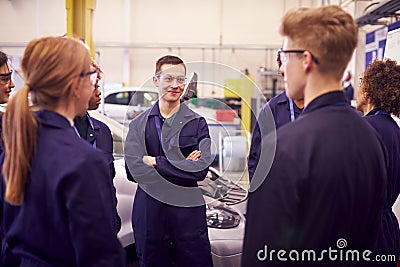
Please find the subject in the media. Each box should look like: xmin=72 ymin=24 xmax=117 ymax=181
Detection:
xmin=0 ymin=51 xmax=8 ymax=67
xmin=155 ymin=55 xmax=185 ymax=74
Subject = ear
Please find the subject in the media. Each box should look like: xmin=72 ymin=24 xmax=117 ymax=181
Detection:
xmin=303 ymin=51 xmax=315 ymax=72
xmin=153 ymin=76 xmax=159 ymax=88
xmin=70 ymin=78 xmax=81 ymax=99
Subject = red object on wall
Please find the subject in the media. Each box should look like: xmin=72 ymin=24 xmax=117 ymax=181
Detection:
xmin=216 ymin=110 xmax=236 ymax=122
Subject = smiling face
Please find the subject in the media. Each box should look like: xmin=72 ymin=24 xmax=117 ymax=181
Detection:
xmin=153 ymin=63 xmax=186 ymax=105
xmin=0 ymin=63 xmax=15 ymax=104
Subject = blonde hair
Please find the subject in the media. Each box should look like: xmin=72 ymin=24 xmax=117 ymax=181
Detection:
xmin=280 ymin=5 xmax=358 ymax=80
xmin=2 ymin=36 xmax=91 ymax=205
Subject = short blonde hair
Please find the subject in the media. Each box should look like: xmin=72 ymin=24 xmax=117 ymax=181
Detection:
xmin=280 ymin=5 xmax=358 ymax=80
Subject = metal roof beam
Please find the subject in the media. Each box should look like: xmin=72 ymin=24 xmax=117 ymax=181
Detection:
xmin=356 ymin=0 xmax=400 ymax=27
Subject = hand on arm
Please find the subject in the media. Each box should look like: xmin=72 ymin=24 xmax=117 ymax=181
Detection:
xmin=186 ymin=150 xmax=201 ymax=161
xmin=142 ymin=156 xmax=156 ymax=167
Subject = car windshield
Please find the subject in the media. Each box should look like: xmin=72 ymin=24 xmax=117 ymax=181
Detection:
xmin=130 ymin=91 xmax=158 ymax=107
xmin=88 ymin=111 xmax=127 ymax=159
xmin=104 ymin=90 xmax=158 ymax=107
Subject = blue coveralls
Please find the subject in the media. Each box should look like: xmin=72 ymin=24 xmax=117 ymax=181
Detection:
xmin=365 ymin=108 xmax=400 ymax=265
xmin=242 ymin=91 xmax=387 ymax=266
xmin=125 ymin=101 xmax=213 ymax=267
xmin=248 ymin=91 xmax=302 ymax=180
xmin=74 ymin=113 xmax=115 ymax=177
xmin=0 ymin=110 xmax=125 ymax=267
xmin=73 ymin=113 xmax=120 ymax=231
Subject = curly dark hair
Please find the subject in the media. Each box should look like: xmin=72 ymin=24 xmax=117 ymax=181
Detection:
xmin=361 ymin=58 xmax=400 ymax=117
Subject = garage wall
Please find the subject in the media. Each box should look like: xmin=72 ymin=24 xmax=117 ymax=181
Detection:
xmin=92 ymin=0 xmax=322 ymax=86
xmin=1 ymin=0 xmax=362 ymax=90
xmin=0 ymin=0 xmax=66 ymax=41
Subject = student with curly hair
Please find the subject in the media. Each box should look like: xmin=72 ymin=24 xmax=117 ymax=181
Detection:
xmin=357 ymin=59 xmax=400 ymax=265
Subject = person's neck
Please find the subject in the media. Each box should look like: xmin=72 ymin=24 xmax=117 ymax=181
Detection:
xmin=304 ymin=74 xmax=343 ymax=107
xmin=293 ymin=99 xmax=304 ymax=109
xmin=159 ymin=99 xmax=180 ymax=118
xmin=363 ymin=102 xmax=375 ymax=115
xmin=53 ymin=101 xmax=78 ymax=126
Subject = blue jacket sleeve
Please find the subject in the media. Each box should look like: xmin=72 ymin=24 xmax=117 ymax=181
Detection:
xmin=124 ymin=118 xmax=161 ymax=184
xmin=155 ymin=118 xmax=212 ymax=182
xmin=248 ymin=120 xmax=261 ymax=181
xmin=63 ymin=153 xmax=126 ymax=267
xmin=248 ymin=104 xmax=276 ymax=181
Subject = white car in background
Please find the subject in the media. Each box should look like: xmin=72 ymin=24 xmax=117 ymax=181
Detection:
xmin=89 ymin=110 xmax=248 ymax=267
xmin=101 ymin=86 xmax=158 ymax=124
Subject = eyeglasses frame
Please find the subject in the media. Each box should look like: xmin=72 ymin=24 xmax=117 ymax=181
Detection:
xmin=0 ymin=70 xmax=13 ymax=85
xmin=80 ymin=69 xmax=98 ymax=86
xmin=154 ymin=73 xmax=187 ymax=85
xmin=279 ymin=49 xmax=320 ymax=65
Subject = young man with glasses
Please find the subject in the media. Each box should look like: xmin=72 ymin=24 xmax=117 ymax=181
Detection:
xmin=242 ymin=6 xmax=387 ymax=266
xmin=248 ymin=50 xmax=304 ymax=181
xmin=125 ymin=55 xmax=213 ymax=267
xmin=0 ymin=51 xmax=15 ymax=104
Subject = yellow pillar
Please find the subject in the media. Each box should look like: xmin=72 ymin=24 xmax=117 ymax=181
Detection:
xmin=223 ymin=76 xmax=253 ymax=133
xmin=66 ymin=0 xmax=96 ymax=58
xmin=240 ymin=76 xmax=253 ymax=133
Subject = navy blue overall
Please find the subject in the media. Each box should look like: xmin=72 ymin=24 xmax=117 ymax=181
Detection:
xmin=1 ymin=110 xmax=125 ymax=267
xmin=248 ymin=91 xmax=302 ymax=180
xmin=125 ymin=102 xmax=213 ymax=267
xmin=243 ymin=92 xmax=387 ymax=266
xmin=365 ymin=108 xmax=400 ymax=266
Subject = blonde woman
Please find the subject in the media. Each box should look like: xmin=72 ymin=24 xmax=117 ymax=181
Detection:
xmin=0 ymin=36 xmax=125 ymax=266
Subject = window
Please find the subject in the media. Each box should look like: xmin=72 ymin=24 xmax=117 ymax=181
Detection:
xmin=105 ymin=92 xmax=131 ymax=105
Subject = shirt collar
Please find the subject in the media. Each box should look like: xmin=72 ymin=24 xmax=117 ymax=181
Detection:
xmin=149 ymin=100 xmax=196 ymax=118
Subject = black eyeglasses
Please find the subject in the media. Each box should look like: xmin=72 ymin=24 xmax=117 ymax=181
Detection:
xmin=279 ymin=49 xmax=319 ymax=65
xmin=0 ymin=70 xmax=13 ymax=85
xmin=79 ymin=69 xmax=98 ymax=86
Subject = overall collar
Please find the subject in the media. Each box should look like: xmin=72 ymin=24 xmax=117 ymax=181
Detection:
xmin=36 ymin=110 xmax=73 ymax=129
xmin=302 ymin=91 xmax=348 ymax=115
xmin=366 ymin=107 xmax=390 ymax=117
xmin=149 ymin=100 xmax=197 ymax=141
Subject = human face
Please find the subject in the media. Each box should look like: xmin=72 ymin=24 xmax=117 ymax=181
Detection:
xmin=76 ymin=66 xmax=97 ymax=116
xmin=280 ymin=37 xmax=307 ymax=101
xmin=0 ymin=63 xmax=15 ymax=104
xmin=154 ymin=63 xmax=186 ymax=105
xmin=356 ymin=82 xmax=368 ymax=113
xmin=88 ymin=79 xmax=102 ymax=110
